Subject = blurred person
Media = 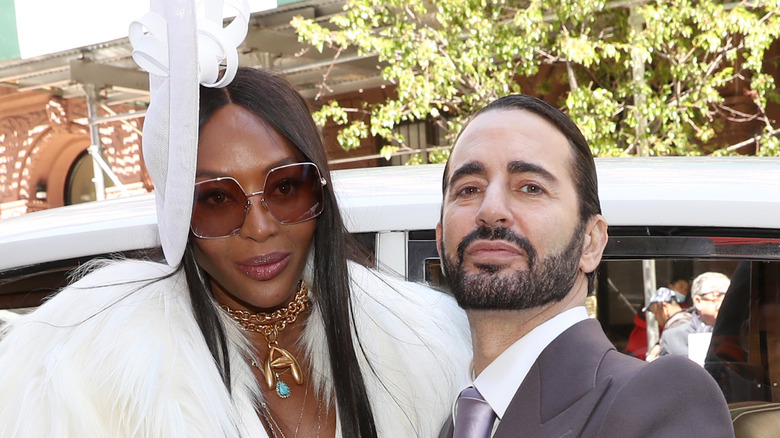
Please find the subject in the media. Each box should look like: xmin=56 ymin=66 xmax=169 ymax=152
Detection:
xmin=624 ymin=311 xmax=651 ymax=360
xmin=626 ymin=286 xmax=689 ymax=360
xmin=668 ymin=277 xmax=692 ymax=307
xmin=626 ymin=277 xmax=691 ymax=360
xmin=642 ymin=287 xmax=692 ymax=361
xmin=659 ymin=272 xmax=731 ymax=358
xmin=646 ymin=287 xmax=688 ymax=330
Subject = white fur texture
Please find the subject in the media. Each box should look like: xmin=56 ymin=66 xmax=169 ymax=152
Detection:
xmin=302 ymin=262 xmax=471 ymax=437
xmin=0 ymin=259 xmax=470 ymax=437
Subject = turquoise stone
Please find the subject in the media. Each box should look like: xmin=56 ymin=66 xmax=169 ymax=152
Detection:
xmin=276 ymin=380 xmax=291 ymax=398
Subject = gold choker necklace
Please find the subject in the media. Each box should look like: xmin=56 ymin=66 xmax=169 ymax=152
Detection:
xmin=221 ymin=281 xmax=309 ymax=399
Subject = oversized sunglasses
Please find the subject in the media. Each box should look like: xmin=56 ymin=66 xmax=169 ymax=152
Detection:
xmin=191 ymin=162 xmax=327 ymax=239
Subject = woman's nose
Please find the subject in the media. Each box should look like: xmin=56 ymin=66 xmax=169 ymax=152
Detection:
xmin=238 ymin=197 xmax=279 ymax=241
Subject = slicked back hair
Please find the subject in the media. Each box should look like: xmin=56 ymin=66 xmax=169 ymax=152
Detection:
xmin=443 ymin=94 xmax=601 ymax=221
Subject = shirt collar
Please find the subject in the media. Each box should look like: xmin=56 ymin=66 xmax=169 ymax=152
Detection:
xmin=469 ymin=306 xmax=589 ymax=419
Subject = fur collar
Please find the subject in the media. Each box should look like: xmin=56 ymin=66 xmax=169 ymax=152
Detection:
xmin=0 ymin=259 xmax=470 ymax=437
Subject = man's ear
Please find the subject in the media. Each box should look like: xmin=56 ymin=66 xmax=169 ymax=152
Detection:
xmin=580 ymin=214 xmax=608 ymax=274
xmin=692 ymin=295 xmax=704 ymax=312
xmin=435 ymin=222 xmax=444 ymax=259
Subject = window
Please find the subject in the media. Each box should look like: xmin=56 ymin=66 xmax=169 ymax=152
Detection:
xmin=65 ymin=151 xmax=114 ymax=205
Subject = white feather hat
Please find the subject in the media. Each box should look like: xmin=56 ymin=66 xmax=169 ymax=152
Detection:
xmin=128 ymin=0 xmax=249 ymax=266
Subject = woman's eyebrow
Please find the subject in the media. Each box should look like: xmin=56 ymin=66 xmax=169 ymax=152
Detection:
xmin=195 ymin=169 xmax=226 ymax=179
xmin=195 ymin=157 xmax=300 ymax=179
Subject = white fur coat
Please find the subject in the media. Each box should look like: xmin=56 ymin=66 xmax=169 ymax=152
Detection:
xmin=0 ymin=259 xmax=470 ymax=437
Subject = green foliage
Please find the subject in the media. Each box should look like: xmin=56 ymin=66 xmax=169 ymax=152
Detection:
xmin=293 ymin=0 xmax=780 ymax=159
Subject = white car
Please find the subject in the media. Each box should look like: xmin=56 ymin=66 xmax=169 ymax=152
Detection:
xmin=1 ymin=157 xmax=780 ymax=414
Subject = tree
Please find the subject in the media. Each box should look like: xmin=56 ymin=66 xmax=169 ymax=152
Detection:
xmin=293 ymin=0 xmax=780 ymax=161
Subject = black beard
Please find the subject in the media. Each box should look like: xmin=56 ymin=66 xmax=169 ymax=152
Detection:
xmin=441 ymin=224 xmax=584 ymax=310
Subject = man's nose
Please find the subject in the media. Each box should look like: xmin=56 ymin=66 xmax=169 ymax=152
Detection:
xmin=475 ymin=185 xmax=512 ymax=227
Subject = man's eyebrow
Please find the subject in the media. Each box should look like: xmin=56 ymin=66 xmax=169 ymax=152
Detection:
xmin=508 ymin=160 xmax=558 ymax=184
xmin=448 ymin=161 xmax=485 ymax=188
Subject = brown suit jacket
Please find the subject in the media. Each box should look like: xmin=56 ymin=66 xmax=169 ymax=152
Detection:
xmin=439 ymin=319 xmax=734 ymax=437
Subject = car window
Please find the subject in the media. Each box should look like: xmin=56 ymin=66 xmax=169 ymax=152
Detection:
xmin=413 ymin=226 xmax=780 ymax=406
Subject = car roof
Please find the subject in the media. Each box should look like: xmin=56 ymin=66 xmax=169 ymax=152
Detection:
xmin=1 ymin=156 xmax=778 ymax=271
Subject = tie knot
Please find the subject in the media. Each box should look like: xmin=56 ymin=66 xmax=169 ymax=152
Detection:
xmin=454 ymin=387 xmax=496 ymax=438
xmin=460 ymin=386 xmax=485 ymax=401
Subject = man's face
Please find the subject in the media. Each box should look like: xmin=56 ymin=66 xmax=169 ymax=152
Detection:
xmin=649 ymin=302 xmax=670 ymax=327
xmin=436 ymin=108 xmax=595 ymax=310
xmin=694 ymin=290 xmax=726 ymax=326
xmin=670 ymin=279 xmax=691 ymax=297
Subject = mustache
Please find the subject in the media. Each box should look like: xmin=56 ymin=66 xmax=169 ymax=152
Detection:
xmin=456 ymin=226 xmax=536 ymax=266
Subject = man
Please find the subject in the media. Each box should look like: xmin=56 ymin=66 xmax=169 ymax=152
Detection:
xmin=645 ymin=287 xmax=687 ymax=330
xmin=436 ymin=95 xmax=733 ymax=437
xmin=626 ymin=282 xmax=690 ymax=360
xmin=659 ymin=272 xmax=730 ymax=357
xmin=642 ymin=287 xmax=689 ymax=361
xmin=669 ymin=277 xmax=692 ymax=306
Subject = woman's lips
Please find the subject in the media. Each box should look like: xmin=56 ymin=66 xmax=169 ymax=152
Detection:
xmin=236 ymin=252 xmax=291 ymax=281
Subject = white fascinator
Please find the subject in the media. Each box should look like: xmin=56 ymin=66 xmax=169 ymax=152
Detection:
xmin=128 ymin=0 xmax=249 ymax=266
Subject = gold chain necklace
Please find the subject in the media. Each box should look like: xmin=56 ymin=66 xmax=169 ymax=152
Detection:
xmin=221 ymin=281 xmax=309 ymax=399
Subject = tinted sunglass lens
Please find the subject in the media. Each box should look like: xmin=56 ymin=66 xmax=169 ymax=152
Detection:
xmin=264 ymin=164 xmax=324 ymax=224
xmin=191 ymin=179 xmax=247 ymax=238
xmin=191 ymin=164 xmax=324 ymax=238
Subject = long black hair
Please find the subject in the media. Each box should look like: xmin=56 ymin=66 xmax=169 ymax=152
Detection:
xmin=184 ymin=67 xmax=376 ymax=438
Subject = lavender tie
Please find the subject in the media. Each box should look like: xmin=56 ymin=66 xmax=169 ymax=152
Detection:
xmin=453 ymin=387 xmax=496 ymax=438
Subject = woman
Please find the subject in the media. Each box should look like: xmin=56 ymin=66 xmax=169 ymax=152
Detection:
xmin=0 ymin=68 xmax=470 ymax=437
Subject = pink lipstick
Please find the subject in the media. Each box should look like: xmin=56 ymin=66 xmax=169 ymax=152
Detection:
xmin=236 ymin=252 xmax=291 ymax=281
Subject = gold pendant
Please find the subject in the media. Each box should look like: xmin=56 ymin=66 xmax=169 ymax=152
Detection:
xmin=264 ymin=344 xmax=304 ymax=391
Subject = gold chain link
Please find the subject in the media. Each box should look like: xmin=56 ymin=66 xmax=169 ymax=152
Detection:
xmin=221 ymin=281 xmax=309 ymax=344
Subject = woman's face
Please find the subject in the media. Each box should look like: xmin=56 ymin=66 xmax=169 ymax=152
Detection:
xmin=192 ymin=104 xmax=317 ymax=312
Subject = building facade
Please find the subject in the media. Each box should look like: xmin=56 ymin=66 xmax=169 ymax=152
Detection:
xmin=0 ymin=1 xmax=778 ymax=219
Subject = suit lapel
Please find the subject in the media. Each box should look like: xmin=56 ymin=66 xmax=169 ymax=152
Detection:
xmin=494 ymin=319 xmax=616 ymax=438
